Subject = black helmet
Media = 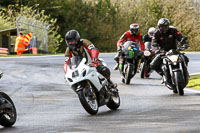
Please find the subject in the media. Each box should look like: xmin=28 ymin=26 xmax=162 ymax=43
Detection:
xmin=129 ymin=23 xmax=139 ymax=35
xmin=157 ymin=18 xmax=170 ymax=33
xmin=65 ymin=30 xmax=80 ymax=50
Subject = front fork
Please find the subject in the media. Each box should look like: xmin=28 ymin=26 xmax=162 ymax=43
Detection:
xmin=74 ymin=81 xmax=96 ymax=99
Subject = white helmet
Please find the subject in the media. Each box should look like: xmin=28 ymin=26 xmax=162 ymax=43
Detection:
xmin=148 ymin=27 xmax=156 ymax=38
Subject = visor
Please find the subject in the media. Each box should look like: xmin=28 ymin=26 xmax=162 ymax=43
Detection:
xmin=148 ymin=32 xmax=154 ymax=37
xmin=130 ymin=28 xmax=138 ymax=35
xmin=159 ymin=25 xmax=168 ymax=33
xmin=67 ymin=40 xmax=77 ymax=45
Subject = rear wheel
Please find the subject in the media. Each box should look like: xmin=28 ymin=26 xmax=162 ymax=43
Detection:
xmin=174 ymin=71 xmax=185 ymax=96
xmin=0 ymin=92 xmax=17 ymax=127
xmin=78 ymin=88 xmax=98 ymax=115
xmin=106 ymin=91 xmax=120 ymax=110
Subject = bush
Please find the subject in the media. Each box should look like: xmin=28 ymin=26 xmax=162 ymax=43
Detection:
xmin=123 ymin=0 xmax=200 ymax=51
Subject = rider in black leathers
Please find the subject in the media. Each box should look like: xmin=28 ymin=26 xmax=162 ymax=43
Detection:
xmin=150 ymin=18 xmax=189 ymax=84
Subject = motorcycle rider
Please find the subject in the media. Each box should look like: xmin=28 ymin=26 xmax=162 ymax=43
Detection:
xmin=113 ymin=23 xmax=145 ymax=70
xmin=140 ymin=27 xmax=156 ymax=77
xmin=143 ymin=27 xmax=156 ymax=49
xmin=64 ymin=29 xmax=117 ymax=89
xmin=150 ymin=18 xmax=189 ymax=84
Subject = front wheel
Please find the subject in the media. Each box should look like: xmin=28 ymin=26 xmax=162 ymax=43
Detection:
xmin=0 ymin=92 xmax=17 ymax=127
xmin=125 ymin=64 xmax=133 ymax=84
xmin=106 ymin=91 xmax=120 ymax=110
xmin=174 ymin=71 xmax=185 ymax=96
xmin=78 ymin=88 xmax=98 ymax=115
xmin=140 ymin=62 xmax=146 ymax=78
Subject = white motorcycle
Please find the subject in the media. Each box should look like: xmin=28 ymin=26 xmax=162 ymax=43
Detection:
xmin=64 ymin=56 xmax=120 ymax=115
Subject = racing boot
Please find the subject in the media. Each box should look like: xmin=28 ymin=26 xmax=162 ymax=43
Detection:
xmin=113 ymin=53 xmax=119 ymax=70
xmin=154 ymin=69 xmax=164 ymax=83
xmin=107 ymin=79 xmax=118 ymax=92
xmin=113 ymin=63 xmax=119 ymax=71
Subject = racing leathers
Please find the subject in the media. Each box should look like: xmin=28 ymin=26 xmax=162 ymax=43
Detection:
xmin=113 ymin=31 xmax=145 ymax=70
xmin=64 ymin=39 xmax=117 ymax=89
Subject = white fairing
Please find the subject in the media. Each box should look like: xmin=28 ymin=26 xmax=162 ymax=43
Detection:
xmin=65 ymin=58 xmax=107 ymax=91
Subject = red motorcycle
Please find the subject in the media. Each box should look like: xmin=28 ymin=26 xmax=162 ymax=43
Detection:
xmin=140 ymin=42 xmax=155 ymax=78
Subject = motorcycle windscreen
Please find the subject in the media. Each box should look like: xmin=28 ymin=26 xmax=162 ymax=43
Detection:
xmin=69 ymin=56 xmax=83 ymax=69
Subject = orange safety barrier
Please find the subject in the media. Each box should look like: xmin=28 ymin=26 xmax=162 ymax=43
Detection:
xmin=32 ymin=47 xmax=38 ymax=54
xmin=0 ymin=48 xmax=8 ymax=55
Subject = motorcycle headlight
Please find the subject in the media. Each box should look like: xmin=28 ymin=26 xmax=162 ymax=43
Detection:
xmin=72 ymin=70 xmax=79 ymax=78
xmin=144 ymin=50 xmax=151 ymax=56
xmin=168 ymin=55 xmax=179 ymax=63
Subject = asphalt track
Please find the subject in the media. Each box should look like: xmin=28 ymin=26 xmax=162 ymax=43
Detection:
xmin=0 ymin=52 xmax=200 ymax=133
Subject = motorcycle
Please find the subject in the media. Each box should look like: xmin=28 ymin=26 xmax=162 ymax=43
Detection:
xmin=140 ymin=42 xmax=155 ymax=78
xmin=119 ymin=41 xmax=142 ymax=84
xmin=0 ymin=72 xmax=17 ymax=127
xmin=161 ymin=46 xmax=189 ymax=96
xmin=64 ymin=56 xmax=120 ymax=115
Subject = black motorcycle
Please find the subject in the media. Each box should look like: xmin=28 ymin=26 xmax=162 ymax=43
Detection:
xmin=0 ymin=72 xmax=17 ymax=127
xmin=161 ymin=47 xmax=189 ymax=96
xmin=140 ymin=42 xmax=155 ymax=78
xmin=119 ymin=41 xmax=142 ymax=84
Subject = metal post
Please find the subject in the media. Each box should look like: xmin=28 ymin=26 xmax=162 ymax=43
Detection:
xmin=16 ymin=16 xmax=22 ymax=35
xmin=45 ymin=24 xmax=51 ymax=52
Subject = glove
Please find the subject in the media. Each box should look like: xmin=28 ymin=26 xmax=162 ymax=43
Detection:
xmin=117 ymin=45 xmax=122 ymax=52
xmin=90 ymin=58 xmax=99 ymax=67
xmin=183 ymin=44 xmax=188 ymax=49
xmin=65 ymin=57 xmax=69 ymax=62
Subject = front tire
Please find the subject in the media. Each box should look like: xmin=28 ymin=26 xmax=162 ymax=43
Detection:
xmin=140 ymin=62 xmax=146 ymax=78
xmin=0 ymin=92 xmax=17 ymax=127
xmin=125 ymin=64 xmax=133 ymax=84
xmin=174 ymin=71 xmax=184 ymax=96
xmin=78 ymin=88 xmax=98 ymax=115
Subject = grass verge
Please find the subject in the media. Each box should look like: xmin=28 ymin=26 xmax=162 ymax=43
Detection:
xmin=187 ymin=74 xmax=200 ymax=90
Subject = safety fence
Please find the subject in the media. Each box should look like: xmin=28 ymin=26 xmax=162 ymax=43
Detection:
xmin=16 ymin=16 xmax=50 ymax=53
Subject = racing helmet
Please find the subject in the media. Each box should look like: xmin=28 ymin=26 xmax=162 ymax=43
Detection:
xmin=148 ymin=27 xmax=156 ymax=38
xmin=130 ymin=23 xmax=139 ymax=35
xmin=65 ymin=30 xmax=80 ymax=50
xmin=157 ymin=18 xmax=170 ymax=33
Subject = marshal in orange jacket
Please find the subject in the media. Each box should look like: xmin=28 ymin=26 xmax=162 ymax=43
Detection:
xmin=14 ymin=34 xmax=29 ymax=55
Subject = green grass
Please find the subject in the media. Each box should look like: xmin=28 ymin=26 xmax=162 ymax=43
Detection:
xmin=187 ymin=74 xmax=200 ymax=90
